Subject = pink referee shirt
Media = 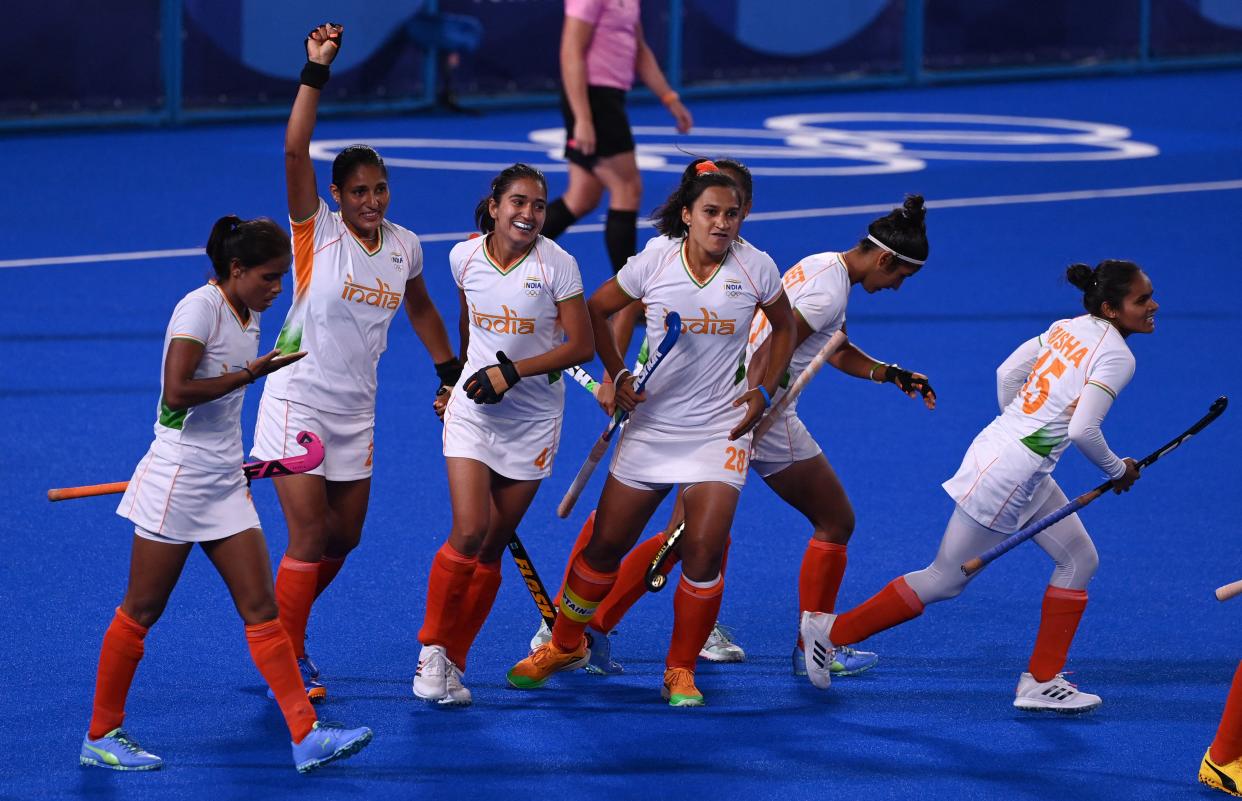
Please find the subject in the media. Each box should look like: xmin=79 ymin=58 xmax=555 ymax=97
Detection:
xmin=565 ymin=0 xmax=640 ymax=91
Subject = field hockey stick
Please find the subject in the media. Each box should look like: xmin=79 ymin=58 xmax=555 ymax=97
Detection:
xmin=47 ymin=430 xmax=326 ymax=502
xmin=645 ymin=330 xmax=848 ymax=591
xmin=507 ymin=533 xmax=558 ymax=628
xmin=1216 ymin=580 xmax=1242 ymax=602
xmin=556 ymin=311 xmax=683 ymax=518
xmin=961 ymin=396 xmax=1228 ymax=576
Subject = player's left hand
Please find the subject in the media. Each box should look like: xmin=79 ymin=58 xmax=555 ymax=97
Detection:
xmin=463 ymin=351 xmax=521 ymax=404
xmin=884 ymin=364 xmax=936 ymax=410
xmin=433 ymin=386 xmax=450 ymax=420
xmin=668 ymin=100 xmax=693 ymax=135
xmin=729 ymin=388 xmax=767 ymax=440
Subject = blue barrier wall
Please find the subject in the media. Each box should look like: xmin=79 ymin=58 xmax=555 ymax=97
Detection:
xmin=4 ymin=0 xmax=1242 ymax=129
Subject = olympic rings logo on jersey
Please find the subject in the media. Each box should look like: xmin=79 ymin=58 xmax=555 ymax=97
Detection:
xmin=723 ymin=279 xmax=745 ymax=298
xmin=308 ymin=113 xmax=1158 ymax=178
xmin=523 ymin=277 xmax=543 ymax=297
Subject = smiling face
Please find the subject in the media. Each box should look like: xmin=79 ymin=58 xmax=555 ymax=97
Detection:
xmin=331 ymin=164 xmax=390 ymax=242
xmin=232 ymin=253 xmax=292 ymax=313
xmin=681 ymin=185 xmax=741 ymax=259
xmin=488 ymin=176 xmax=546 ymax=251
xmin=1103 ymin=270 xmax=1158 ymax=336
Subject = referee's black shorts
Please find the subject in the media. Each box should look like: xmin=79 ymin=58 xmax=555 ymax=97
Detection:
xmin=560 ymin=85 xmax=636 ymax=169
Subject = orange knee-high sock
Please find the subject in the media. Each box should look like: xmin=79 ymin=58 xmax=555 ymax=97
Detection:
xmin=314 ymin=555 xmax=346 ymax=600
xmin=666 ymin=574 xmax=724 ymax=670
xmin=1211 ymin=662 xmax=1242 ymax=764
xmin=558 ymin=510 xmax=597 ymax=603
xmin=417 ymin=543 xmax=478 ymax=649
xmin=551 ymin=555 xmax=617 ymax=651
xmin=447 ymin=559 xmax=502 ymax=670
xmin=246 ymin=619 xmax=317 ymax=743
xmin=88 ymin=608 xmax=148 ymax=739
xmin=590 ymin=532 xmax=673 ymax=634
xmin=830 ymin=576 xmax=925 ymax=646
xmin=799 ymin=540 xmax=847 ymax=613
xmin=1027 ymin=586 xmax=1088 ymax=682
xmin=275 ymin=556 xmax=319 ymax=659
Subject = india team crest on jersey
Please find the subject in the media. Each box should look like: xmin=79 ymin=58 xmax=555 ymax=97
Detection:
xmin=390 ymin=251 xmax=405 ymax=270
xmin=724 ymin=278 xmax=745 ymax=298
xmin=523 ymin=276 xmax=543 ymax=297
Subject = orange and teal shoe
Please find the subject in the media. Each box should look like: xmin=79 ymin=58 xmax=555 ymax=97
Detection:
xmin=1201 ymin=747 xmax=1242 ymax=797
xmin=661 ymin=667 xmax=704 ymax=707
xmin=79 ymin=728 xmax=162 ymax=771
xmin=506 ymin=638 xmax=589 ymax=689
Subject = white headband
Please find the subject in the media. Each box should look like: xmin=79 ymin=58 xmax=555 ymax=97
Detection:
xmin=867 ymin=234 xmax=926 ymax=266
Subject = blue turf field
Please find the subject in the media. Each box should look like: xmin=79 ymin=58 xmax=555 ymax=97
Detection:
xmin=1 ymin=69 xmax=1241 ymax=800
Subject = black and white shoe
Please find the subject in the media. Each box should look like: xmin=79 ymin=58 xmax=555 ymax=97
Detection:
xmin=798 ymin=611 xmax=837 ymax=690
xmin=1013 ymin=672 xmax=1101 ymax=714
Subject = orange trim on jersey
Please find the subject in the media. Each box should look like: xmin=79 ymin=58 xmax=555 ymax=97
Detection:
xmin=170 ymin=333 xmax=206 ymax=344
xmin=482 ymin=232 xmax=535 ymax=274
xmin=348 ymin=224 xmax=384 ymax=256
xmin=156 ymin=465 xmax=183 ymax=534
xmin=291 ymin=213 xmax=318 ymax=300
xmin=212 ymin=284 xmax=250 ymax=330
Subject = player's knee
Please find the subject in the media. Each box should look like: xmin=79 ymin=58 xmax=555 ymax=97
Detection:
xmin=236 ymin=597 xmax=279 ymax=626
xmin=121 ymin=598 xmax=166 ymax=629
xmin=812 ymin=515 xmax=854 ymax=544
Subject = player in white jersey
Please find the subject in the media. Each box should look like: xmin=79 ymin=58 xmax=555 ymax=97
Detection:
xmin=801 ymin=259 xmax=1156 ymax=712
xmin=412 ymin=164 xmax=593 ymax=705
xmin=80 ymin=217 xmax=372 ymax=774
xmin=572 ymin=195 xmax=936 ymax=681
xmin=250 ymin=24 xmax=457 ymax=701
xmin=508 ymin=161 xmax=796 ymax=706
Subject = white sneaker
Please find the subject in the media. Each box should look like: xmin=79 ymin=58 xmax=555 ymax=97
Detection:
xmin=798 ymin=611 xmax=837 ymax=690
xmin=529 ymin=620 xmax=552 ymax=653
xmin=438 ymin=663 xmax=473 ymax=707
xmin=698 ymin=623 xmax=746 ymax=663
xmin=1013 ymin=672 xmax=1101 ymax=714
xmin=412 ymin=645 xmax=450 ymax=702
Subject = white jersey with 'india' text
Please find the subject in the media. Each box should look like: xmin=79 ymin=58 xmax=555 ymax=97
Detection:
xmin=151 ymin=283 xmax=260 ymax=473
xmin=263 ymin=198 xmax=424 ymax=414
xmin=447 ymin=234 xmax=584 ymax=421
xmin=617 ymin=235 xmax=784 ymax=434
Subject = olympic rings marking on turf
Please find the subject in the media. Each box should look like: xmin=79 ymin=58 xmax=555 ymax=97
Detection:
xmin=308 ymin=112 xmax=1158 ymax=176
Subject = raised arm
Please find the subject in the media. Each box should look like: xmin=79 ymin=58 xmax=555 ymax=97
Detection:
xmin=285 ymin=23 xmax=342 ymax=222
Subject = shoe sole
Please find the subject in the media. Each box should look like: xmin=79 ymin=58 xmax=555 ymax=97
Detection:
xmin=584 ymin=663 xmax=624 ymax=676
xmin=295 ymin=730 xmax=373 ymax=774
xmin=436 ymin=695 xmax=473 ymax=707
xmin=506 ymin=654 xmax=590 ymax=689
xmin=698 ymin=650 xmax=745 ymax=663
xmin=661 ymin=688 xmax=705 ymax=707
xmin=79 ymin=756 xmax=162 ymax=771
xmin=1013 ymin=701 xmax=1101 ymax=715
xmin=1201 ymin=770 xmax=1242 ymax=797
xmin=831 ymin=658 xmax=880 ymax=677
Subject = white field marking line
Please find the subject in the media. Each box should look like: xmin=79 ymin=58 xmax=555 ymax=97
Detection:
xmin=5 ymin=178 xmax=1242 ymax=270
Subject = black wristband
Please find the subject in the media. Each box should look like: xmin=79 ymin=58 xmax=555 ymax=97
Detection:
xmin=241 ymin=366 xmax=256 ymax=384
xmin=300 ymin=61 xmax=330 ymax=90
xmin=435 ymin=357 xmax=464 ymax=388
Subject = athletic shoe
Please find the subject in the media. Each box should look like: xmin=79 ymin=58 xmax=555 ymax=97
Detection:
xmin=1012 ymin=672 xmax=1102 ymax=714
xmin=661 ymin=667 xmax=705 ymax=707
xmin=584 ymin=629 xmax=624 ymax=675
xmin=1201 ymin=747 xmax=1242 ymax=797
xmin=438 ymin=664 xmax=473 ymax=707
xmin=506 ymin=638 xmax=590 ymax=689
xmin=292 ymin=721 xmax=372 ymax=774
xmin=798 ymin=611 xmax=837 ymax=689
xmin=267 ymin=656 xmax=326 ymax=703
xmin=698 ymin=623 xmax=746 ymax=663
xmin=529 ymin=620 xmax=552 ymax=652
xmin=791 ymin=643 xmax=879 ymax=677
xmin=79 ymin=728 xmax=162 ymax=771
xmin=413 ymin=644 xmax=451 ymax=702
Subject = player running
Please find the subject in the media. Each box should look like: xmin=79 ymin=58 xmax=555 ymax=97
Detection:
xmin=507 ymin=160 xmax=796 ymax=706
xmin=412 ymin=163 xmax=593 ymax=706
xmin=250 ymin=23 xmax=457 ymax=702
xmin=78 ymin=216 xmax=372 ymax=774
xmin=800 ymin=259 xmax=1155 ymax=710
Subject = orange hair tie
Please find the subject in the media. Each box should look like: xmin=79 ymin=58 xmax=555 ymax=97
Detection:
xmin=695 ymin=160 xmax=719 ymax=175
